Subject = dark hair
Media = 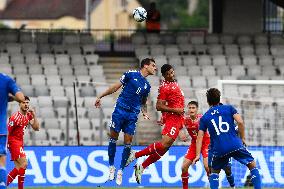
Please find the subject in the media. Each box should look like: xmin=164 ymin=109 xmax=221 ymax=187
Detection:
xmin=24 ymin=96 xmax=30 ymax=101
xmin=206 ymin=88 xmax=221 ymax=106
xmin=188 ymin=101 xmax=198 ymax=107
xmin=161 ymin=64 xmax=173 ymax=76
xmin=140 ymin=58 xmax=155 ymax=68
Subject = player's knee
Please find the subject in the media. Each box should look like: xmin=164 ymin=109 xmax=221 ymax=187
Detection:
xmin=20 ymin=159 xmax=28 ymax=169
xmin=247 ymin=161 xmax=257 ymax=170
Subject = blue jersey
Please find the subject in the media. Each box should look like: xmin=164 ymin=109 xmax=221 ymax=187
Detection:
xmin=0 ymin=73 xmax=21 ymax=135
xmin=199 ymin=104 xmax=243 ymax=157
xmin=117 ymin=70 xmax=151 ymax=113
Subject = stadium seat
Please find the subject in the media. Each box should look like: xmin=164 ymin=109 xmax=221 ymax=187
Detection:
xmin=131 ymin=32 xmax=146 ymax=45
xmin=178 ymin=44 xmax=194 ymax=55
xmin=198 ymin=55 xmax=211 ymax=66
xmin=231 ymin=65 xmax=246 ymax=77
xmin=31 ymin=74 xmax=46 ymax=85
xmin=224 ymin=44 xmax=239 ymax=55
xmin=146 ymin=33 xmax=160 ymax=44
xmin=0 ymin=64 xmax=12 ymax=75
xmin=262 ymin=66 xmax=276 ymax=76
xmin=15 ymin=74 xmax=30 ymax=86
xmin=165 ymin=46 xmax=179 ymax=56
xmin=74 ymin=65 xmax=89 ymax=76
xmin=202 ymin=65 xmax=216 ymax=76
xmin=176 ymin=33 xmax=190 ymax=44
xmin=13 ymin=64 xmax=28 ymax=75
xmin=191 ymin=76 xmax=207 ymax=88
xmin=247 ymin=65 xmax=261 ymax=76
xmin=216 ymin=65 xmax=230 ymax=76
xmin=258 ymin=55 xmax=273 ymax=66
xmin=67 ymin=45 xmax=81 ymax=54
xmin=183 ymin=55 xmax=197 ymax=66
xmin=22 ymin=43 xmax=37 ymax=54
xmin=270 ymin=34 xmax=284 ymax=45
xmin=53 ymin=96 xmax=69 ymax=108
xmin=38 ymin=44 xmax=51 ymax=54
xmin=7 ymin=43 xmax=21 ymax=54
xmin=11 ymin=54 xmax=24 ymax=65
xmin=80 ymin=129 xmax=94 ymax=146
xmin=48 ymin=129 xmax=64 ymax=146
xmin=26 ymin=54 xmax=40 ymax=65
xmin=190 ymin=35 xmax=204 ymax=44
xmin=240 ymin=45 xmax=254 ymax=55
xmin=87 ymin=108 xmax=102 ymax=119
xmin=78 ymin=119 xmax=92 ymax=129
xmin=227 ymin=55 xmax=241 ymax=66
xmin=43 ymin=65 xmax=58 ymax=75
xmin=237 ymin=34 xmax=251 ymax=45
xmin=35 ymin=32 xmax=48 ymax=43
xmin=38 ymin=96 xmax=53 ymax=107
xmin=34 ymin=128 xmax=50 ymax=146
xmin=63 ymin=33 xmax=79 ymax=44
xmin=58 ymin=65 xmax=73 ymax=76
xmin=80 ymin=86 xmax=96 ymax=97
xmin=212 ymin=55 xmax=227 ymax=66
xmin=79 ymin=32 xmax=94 ymax=44
xmin=242 ymin=55 xmax=257 ymax=66
xmin=193 ymin=44 xmax=207 ymax=55
xmin=62 ymin=75 xmax=76 ymax=86
xmin=255 ymin=45 xmax=270 ymax=56
xmin=187 ymin=66 xmax=201 ymax=76
xmin=161 ymin=33 xmax=176 ymax=44
xmin=174 ymin=66 xmax=188 ymax=76
xmin=85 ymin=54 xmax=99 ymax=65
xmin=41 ymin=54 xmax=55 ymax=65
xmin=21 ymin=85 xmax=34 ymax=97
xmin=205 ymin=34 xmax=219 ymax=44
xmin=50 ymin=86 xmax=65 ymax=96
xmin=176 ymin=76 xmax=191 ymax=88
xmin=82 ymin=44 xmax=96 ymax=55
xmin=19 ymin=32 xmax=32 ymax=43
xmin=274 ymin=56 xmax=284 ymax=66
xmin=44 ymin=118 xmax=61 ymax=129
xmin=150 ymin=45 xmax=164 ymax=56
xmin=70 ymin=54 xmax=85 ymax=65
xmin=253 ymin=33 xmax=268 ymax=45
xmin=220 ymin=34 xmax=235 ymax=44
xmin=207 ymin=44 xmax=223 ymax=55
xmin=168 ymin=55 xmax=182 ymax=66
xmin=207 ymin=76 xmax=221 ymax=87
xmin=56 ymin=54 xmax=70 ymax=66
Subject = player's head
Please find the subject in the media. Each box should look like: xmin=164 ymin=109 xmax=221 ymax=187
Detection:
xmin=140 ymin=58 xmax=157 ymax=75
xmin=206 ymin=88 xmax=221 ymax=106
xmin=19 ymin=96 xmax=30 ymax=112
xmin=187 ymin=101 xmax=198 ymax=117
xmin=161 ymin=64 xmax=175 ymax=81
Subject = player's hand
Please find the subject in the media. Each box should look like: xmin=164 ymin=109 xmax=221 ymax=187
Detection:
xmin=242 ymin=138 xmax=247 ymax=147
xmin=174 ymin=108 xmax=184 ymax=115
xmin=192 ymin=155 xmax=200 ymax=165
xmin=94 ymin=97 xmax=101 ymax=108
xmin=28 ymin=108 xmax=36 ymax=117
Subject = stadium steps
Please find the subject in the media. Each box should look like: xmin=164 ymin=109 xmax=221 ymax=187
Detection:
xmin=98 ymin=57 xmax=139 ymax=84
xmin=98 ymin=56 xmax=160 ymax=145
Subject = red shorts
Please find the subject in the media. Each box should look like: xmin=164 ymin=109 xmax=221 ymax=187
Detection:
xmin=162 ymin=114 xmax=184 ymax=140
xmin=185 ymin=139 xmax=210 ymax=161
xmin=8 ymin=141 xmax=26 ymax=161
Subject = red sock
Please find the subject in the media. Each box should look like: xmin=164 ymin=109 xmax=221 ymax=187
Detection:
xmin=181 ymin=172 xmax=189 ymax=189
xmin=135 ymin=142 xmax=164 ymax=158
xmin=18 ymin=168 xmax=26 ymax=189
xmin=7 ymin=168 xmax=18 ymax=186
xmin=141 ymin=147 xmax=168 ymax=169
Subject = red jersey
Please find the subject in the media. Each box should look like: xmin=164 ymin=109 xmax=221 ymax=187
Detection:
xmin=184 ymin=114 xmax=210 ymax=143
xmin=8 ymin=111 xmax=33 ymax=143
xmin=157 ymin=80 xmax=185 ymax=116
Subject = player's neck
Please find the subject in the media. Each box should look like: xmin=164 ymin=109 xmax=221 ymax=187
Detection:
xmin=140 ymin=69 xmax=148 ymax=77
xmin=19 ymin=109 xmax=27 ymax=115
xmin=190 ymin=115 xmax=197 ymax=121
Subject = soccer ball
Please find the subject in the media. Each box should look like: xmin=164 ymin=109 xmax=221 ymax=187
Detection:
xmin=133 ymin=7 xmax=147 ymax=22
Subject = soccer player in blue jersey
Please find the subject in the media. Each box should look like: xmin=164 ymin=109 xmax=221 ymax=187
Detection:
xmin=193 ymin=88 xmax=261 ymax=189
xmin=0 ymin=73 xmax=25 ymax=188
xmin=94 ymin=58 xmax=156 ymax=185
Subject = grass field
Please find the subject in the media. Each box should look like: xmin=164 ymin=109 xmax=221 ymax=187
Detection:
xmin=11 ymin=186 xmax=283 ymax=189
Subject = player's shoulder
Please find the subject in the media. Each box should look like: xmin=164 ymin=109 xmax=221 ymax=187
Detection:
xmin=125 ymin=70 xmax=139 ymax=75
xmin=10 ymin=111 xmax=20 ymax=120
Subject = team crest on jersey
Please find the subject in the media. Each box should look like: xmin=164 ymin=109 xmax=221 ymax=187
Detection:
xmin=9 ymin=121 xmax=14 ymax=127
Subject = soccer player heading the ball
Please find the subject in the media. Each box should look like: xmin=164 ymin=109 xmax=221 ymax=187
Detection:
xmin=192 ymin=88 xmax=261 ymax=189
xmin=95 ymin=58 xmax=156 ymax=185
xmin=7 ymin=96 xmax=40 ymax=189
xmin=126 ymin=64 xmax=185 ymax=184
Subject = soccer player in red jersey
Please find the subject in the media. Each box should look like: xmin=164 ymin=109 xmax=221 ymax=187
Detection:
xmin=179 ymin=101 xmax=210 ymax=189
xmin=126 ymin=64 xmax=185 ymax=184
xmin=6 ymin=96 xmax=39 ymax=188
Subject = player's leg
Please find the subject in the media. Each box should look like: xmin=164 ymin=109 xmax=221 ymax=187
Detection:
xmin=210 ymin=156 xmax=229 ymax=189
xmin=181 ymin=145 xmax=195 ymax=189
xmin=14 ymin=157 xmax=28 ymax=189
xmin=181 ymin=158 xmax=192 ymax=189
xmin=202 ymin=157 xmax=210 ymax=177
xmin=7 ymin=162 xmax=18 ymax=186
xmin=108 ymin=129 xmax=119 ymax=181
xmin=134 ymin=134 xmax=174 ymax=184
xmin=0 ymin=135 xmax=7 ymax=189
xmin=116 ymin=133 xmax=133 ymax=185
xmin=107 ymin=107 xmax=123 ymax=181
xmin=232 ymin=148 xmax=261 ymax=189
xmin=223 ymin=161 xmax=235 ymax=188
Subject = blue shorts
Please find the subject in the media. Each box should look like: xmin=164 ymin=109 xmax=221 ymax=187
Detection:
xmin=109 ymin=105 xmax=139 ymax=135
xmin=208 ymin=150 xmax=232 ymax=169
xmin=211 ymin=147 xmax=254 ymax=170
xmin=0 ymin=135 xmax=7 ymax=156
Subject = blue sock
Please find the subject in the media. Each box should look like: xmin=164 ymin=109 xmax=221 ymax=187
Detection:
xmin=250 ymin=168 xmax=261 ymax=189
xmin=0 ymin=166 xmax=6 ymax=189
xmin=108 ymin=138 xmax=117 ymax=166
xmin=226 ymin=174 xmax=235 ymax=187
xmin=120 ymin=144 xmax=131 ymax=170
xmin=209 ymin=173 xmax=219 ymax=189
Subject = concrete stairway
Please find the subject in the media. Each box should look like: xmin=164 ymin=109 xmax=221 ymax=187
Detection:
xmin=98 ymin=56 xmax=161 ymax=145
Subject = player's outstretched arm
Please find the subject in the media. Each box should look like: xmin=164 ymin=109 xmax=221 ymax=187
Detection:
xmin=192 ymin=130 xmax=204 ymax=165
xmin=29 ymin=108 xmax=40 ymax=131
xmin=233 ymin=114 xmax=246 ymax=145
xmin=156 ymin=99 xmax=184 ymax=114
xmin=95 ymin=82 xmax=122 ymax=108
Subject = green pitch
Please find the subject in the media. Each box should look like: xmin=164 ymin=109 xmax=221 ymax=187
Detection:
xmin=11 ymin=186 xmax=283 ymax=189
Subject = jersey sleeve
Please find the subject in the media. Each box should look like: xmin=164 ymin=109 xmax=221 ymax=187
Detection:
xmin=120 ymin=71 xmax=131 ymax=86
xmin=7 ymin=76 xmax=21 ymax=95
xmin=157 ymin=85 xmax=167 ymax=101
xmin=198 ymin=117 xmax=207 ymax=132
xmin=230 ymin=105 xmax=238 ymax=115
